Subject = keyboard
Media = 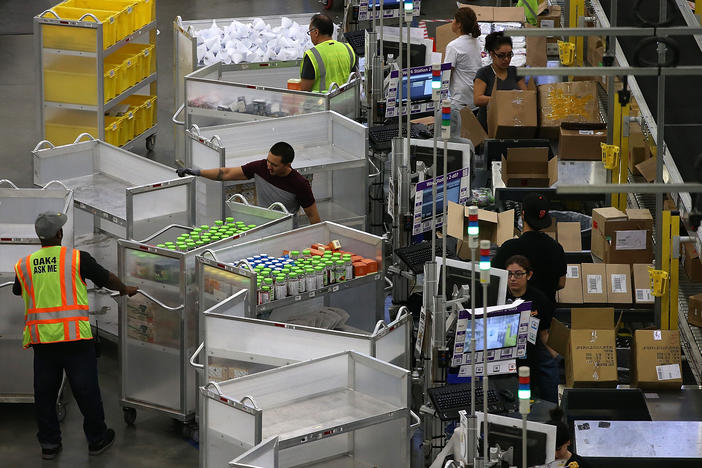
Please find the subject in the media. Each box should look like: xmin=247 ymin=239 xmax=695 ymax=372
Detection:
xmin=428 ymin=383 xmax=505 ymax=421
xmin=344 ymin=30 xmax=366 ymax=56
xmin=369 ymin=123 xmax=428 ymax=152
xmin=395 ymin=242 xmax=443 ymax=275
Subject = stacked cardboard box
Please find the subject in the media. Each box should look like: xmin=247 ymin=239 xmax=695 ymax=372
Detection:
xmin=558 ymin=263 xmax=653 ymax=304
xmin=592 ymin=207 xmax=654 ymax=263
xmin=558 ymin=125 xmax=607 ymax=160
xmin=631 ymin=329 xmax=682 ymax=390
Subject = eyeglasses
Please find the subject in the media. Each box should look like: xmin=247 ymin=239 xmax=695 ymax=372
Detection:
xmin=507 ymin=270 xmax=527 ymax=278
xmin=493 ymin=51 xmax=514 ymax=59
xmin=307 ymin=28 xmax=318 ymax=36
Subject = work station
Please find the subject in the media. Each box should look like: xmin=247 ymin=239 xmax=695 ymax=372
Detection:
xmin=2 ymin=1 xmax=702 ymax=467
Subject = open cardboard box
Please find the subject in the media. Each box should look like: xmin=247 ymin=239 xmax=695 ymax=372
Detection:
xmin=488 ymin=90 xmax=538 ymax=138
xmin=558 ymin=126 xmax=607 ymax=160
xmin=447 ymin=202 xmax=514 ymax=260
xmin=537 ymin=2 xmax=561 ymax=28
xmin=592 ymin=207 xmax=654 ymax=263
xmin=501 ymin=147 xmax=558 ymax=187
xmin=537 ymin=81 xmax=602 ymax=139
xmin=548 ymin=307 xmax=619 ymax=388
xmin=631 ymin=329 xmax=682 ymax=390
xmin=460 ymin=107 xmax=488 ymax=148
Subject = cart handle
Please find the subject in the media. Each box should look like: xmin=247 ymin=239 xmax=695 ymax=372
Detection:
xmin=78 ymin=13 xmax=100 ymax=23
xmin=384 ymin=276 xmax=393 ymax=292
xmin=0 ymin=179 xmax=18 ymax=189
xmin=189 ymin=124 xmax=201 ymax=136
xmin=42 ymin=180 xmax=69 ymax=191
xmin=0 ymin=281 xmax=14 ymax=289
xmin=394 ymin=306 xmax=410 ymax=322
xmin=138 ymin=224 xmax=192 ymax=243
xmin=176 ymin=15 xmax=184 ymax=29
xmin=373 ymin=320 xmax=389 ymax=335
xmin=111 ymin=289 xmax=183 ymax=311
xmin=240 ymin=395 xmax=259 ymax=410
xmin=409 ymin=410 xmax=421 ymax=436
xmin=227 ymin=193 xmax=250 ymax=205
xmin=367 ymin=157 xmax=380 ymax=179
xmin=327 ymin=81 xmax=340 ymax=93
xmin=189 ymin=342 xmax=205 ymax=370
xmin=204 ymin=381 xmax=223 ymax=396
xmin=40 ymin=9 xmax=60 ymax=19
xmin=235 ymin=259 xmax=254 ymax=271
xmin=200 ymin=249 xmax=219 ymax=261
xmin=172 ymin=104 xmax=185 ymax=126
xmin=209 ymin=135 xmax=223 ymax=148
xmin=266 ymin=202 xmax=290 ymax=214
xmin=33 ymin=140 xmax=55 ymax=152
xmin=73 ymin=133 xmax=96 ymax=144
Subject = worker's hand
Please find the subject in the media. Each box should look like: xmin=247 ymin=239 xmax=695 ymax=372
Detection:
xmin=122 ymin=286 xmax=139 ymax=297
xmin=176 ymin=167 xmax=200 ymax=178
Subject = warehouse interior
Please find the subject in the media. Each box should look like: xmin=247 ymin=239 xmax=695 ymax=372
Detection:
xmin=2 ymin=0 xmax=702 ymax=467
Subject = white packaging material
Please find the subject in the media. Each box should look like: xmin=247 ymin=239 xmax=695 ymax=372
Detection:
xmin=251 ymin=17 xmax=266 ymax=31
xmin=479 ymin=22 xmax=492 ymax=35
xmin=230 ymin=52 xmax=244 ymax=64
xmin=281 ymin=16 xmax=292 ymax=29
xmin=204 ymin=35 xmax=220 ymax=51
xmin=196 ymin=44 xmax=207 ymax=62
xmin=203 ymin=50 xmax=218 ymax=66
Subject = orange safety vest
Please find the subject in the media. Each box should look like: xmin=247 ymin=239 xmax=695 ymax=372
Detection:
xmin=14 ymin=246 xmax=91 ymax=348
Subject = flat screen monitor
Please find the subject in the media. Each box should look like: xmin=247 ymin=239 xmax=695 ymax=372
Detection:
xmin=409 ymin=138 xmax=474 ymax=176
xmin=412 ymin=168 xmax=470 ymax=235
xmin=380 ymin=40 xmax=426 ymax=68
xmin=476 ymin=412 xmax=557 ymax=468
xmin=368 ymin=0 xmax=401 ymax=6
xmin=435 ymin=257 xmax=509 ymax=307
xmin=398 ymin=72 xmax=432 ymax=101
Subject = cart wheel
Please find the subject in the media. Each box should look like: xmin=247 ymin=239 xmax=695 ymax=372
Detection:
xmin=146 ymin=134 xmax=156 ymax=151
xmin=181 ymin=421 xmax=199 ymax=442
xmin=123 ymin=407 xmax=137 ymax=425
xmin=56 ymin=402 xmax=66 ymax=422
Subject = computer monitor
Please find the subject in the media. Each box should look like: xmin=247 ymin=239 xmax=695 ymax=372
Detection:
xmin=380 ymin=40 xmax=426 ymax=68
xmin=476 ymin=412 xmax=557 ymax=468
xmin=368 ymin=0 xmax=402 ymax=6
xmin=409 ymin=138 xmax=475 ymax=176
xmin=398 ymin=72 xmax=432 ymax=102
xmin=412 ymin=168 xmax=470 ymax=235
xmin=435 ymin=257 xmax=509 ymax=307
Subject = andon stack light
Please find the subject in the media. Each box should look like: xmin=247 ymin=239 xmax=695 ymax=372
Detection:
xmin=479 ymin=240 xmax=491 ymax=282
xmin=518 ymin=366 xmax=531 ymax=413
xmin=403 ymin=0 xmax=414 ymax=20
xmin=431 ymin=63 xmax=442 ymax=101
xmin=467 ymin=205 xmax=479 ymax=248
xmin=441 ymin=99 xmax=451 ymax=140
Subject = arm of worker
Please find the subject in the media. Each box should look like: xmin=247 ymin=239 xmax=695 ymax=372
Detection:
xmin=80 ymin=251 xmax=138 ymax=296
xmin=300 ymin=55 xmax=316 ymax=92
xmin=539 ymin=330 xmax=559 ymax=358
xmin=106 ymin=273 xmax=138 ymax=297
xmin=303 ymin=202 xmax=322 ymax=224
xmin=176 ymin=166 xmax=248 ymax=181
xmin=473 ymin=78 xmax=490 ymax=107
xmin=517 ymin=77 xmax=528 ymax=91
xmin=557 ymin=275 xmax=566 ymax=290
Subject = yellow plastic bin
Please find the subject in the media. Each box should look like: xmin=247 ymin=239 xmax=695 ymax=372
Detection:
xmin=44 ymin=55 xmax=114 ymax=105
xmin=47 ymin=6 xmax=119 ymax=48
xmin=121 ymin=94 xmax=155 ymax=134
xmin=104 ymin=52 xmax=137 ymax=93
xmin=103 ymin=61 xmax=121 ymax=101
xmin=57 ymin=4 xmax=131 ymax=43
xmin=45 ymin=110 xmax=99 ymax=146
xmin=104 ymin=115 xmax=122 ymax=146
xmin=120 ymin=110 xmax=136 ymax=144
xmin=62 ymin=0 xmax=139 ymax=35
xmin=118 ymin=43 xmax=154 ymax=80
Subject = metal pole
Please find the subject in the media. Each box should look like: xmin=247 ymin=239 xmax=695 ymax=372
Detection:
xmin=605 ymin=0 xmax=617 ymax=207
xmin=655 ymin=2 xmax=668 ymax=328
xmin=397 ymin=9 xmax=403 ymax=137
xmin=406 ymin=14 xmax=412 ymax=146
xmin=442 ymin=140 xmax=448 ymax=301
xmin=482 ymin=281 xmax=489 ymax=463
xmin=432 ymin=104 xmax=438 ymax=257
xmin=522 ymin=414 xmax=528 ymax=468
xmin=379 ymin=0 xmax=384 ymax=60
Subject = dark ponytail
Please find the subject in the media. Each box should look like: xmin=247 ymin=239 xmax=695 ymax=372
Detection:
xmin=547 ymin=407 xmax=571 ymax=449
xmin=485 ymin=31 xmax=513 ymax=53
xmin=455 ymin=7 xmax=480 ymax=38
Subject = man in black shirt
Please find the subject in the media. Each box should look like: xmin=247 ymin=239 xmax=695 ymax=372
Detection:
xmin=492 ymin=193 xmax=567 ymax=302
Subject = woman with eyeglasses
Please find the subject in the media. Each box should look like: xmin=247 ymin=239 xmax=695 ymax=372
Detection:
xmin=505 ymin=255 xmax=560 ymax=403
xmin=473 ymin=31 xmax=527 ymax=131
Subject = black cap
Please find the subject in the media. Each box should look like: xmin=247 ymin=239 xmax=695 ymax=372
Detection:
xmin=522 ymin=193 xmax=551 ymax=231
xmin=35 ymin=212 xmax=67 ymax=240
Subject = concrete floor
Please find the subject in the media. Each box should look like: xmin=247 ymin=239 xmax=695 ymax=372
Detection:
xmin=0 ymin=0 xmax=495 ymax=466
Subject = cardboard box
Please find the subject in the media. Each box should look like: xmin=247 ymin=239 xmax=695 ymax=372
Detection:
xmin=558 ymin=126 xmax=607 ymax=160
xmin=548 ymin=308 xmax=618 ymax=388
xmin=488 ymin=89 xmax=538 ymax=138
xmin=537 ymin=81 xmax=602 ymax=139
xmin=592 ymin=208 xmax=654 ymax=264
xmin=629 ymin=122 xmax=652 ymax=173
xmin=592 ymin=207 xmax=627 ymax=259
xmin=460 ymin=107 xmax=487 ymax=148
xmin=682 ymin=242 xmax=702 ymax=282
xmin=501 ymin=147 xmax=558 ymax=187
xmin=557 ymin=222 xmax=582 ymax=252
xmin=447 ymin=203 xmax=515 ymax=259
xmin=537 ymin=3 xmax=561 ymax=28
xmin=631 ymin=329 xmax=682 ymax=390
xmin=632 ymin=263 xmax=654 ymax=304
xmin=558 ymin=264 xmax=584 ymax=304
xmin=526 ymin=24 xmax=547 ymax=67
xmin=461 ymin=5 xmax=525 ymax=22
xmin=605 ymin=264 xmax=632 ymax=304
xmin=582 ymin=263 xmax=607 ymax=303
xmin=635 ymin=156 xmax=657 ymax=183
xmin=688 ymin=293 xmax=702 ymax=328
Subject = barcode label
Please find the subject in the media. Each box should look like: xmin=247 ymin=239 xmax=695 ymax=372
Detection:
xmin=587 ymin=274 xmax=602 ymax=294
xmin=635 ymin=288 xmax=654 ymax=303
xmin=656 ymin=364 xmax=681 ymax=381
xmin=567 ymin=265 xmax=580 ymax=279
xmin=579 ymin=130 xmax=595 ymax=135
xmin=653 ymin=330 xmax=662 ymax=340
xmin=611 ymin=274 xmax=627 ymax=294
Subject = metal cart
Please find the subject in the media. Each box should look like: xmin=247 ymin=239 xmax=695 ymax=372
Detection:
xmin=186 ymin=111 xmax=369 ymax=229
xmin=200 ymin=350 xmax=415 ymax=467
xmin=190 ymin=288 xmax=410 ymax=389
xmin=196 ymin=221 xmax=385 ymax=330
xmin=0 ymin=180 xmax=74 ymax=417
xmin=32 ymin=135 xmax=196 ymax=240
xmin=116 ymin=202 xmax=294 ymax=426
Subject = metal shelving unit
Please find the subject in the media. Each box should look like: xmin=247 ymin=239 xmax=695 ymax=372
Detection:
xmin=34 ymin=4 xmax=158 ymax=150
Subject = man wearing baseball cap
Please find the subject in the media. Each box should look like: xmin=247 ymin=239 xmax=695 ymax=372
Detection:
xmin=492 ymin=193 xmax=567 ymax=302
xmin=12 ymin=212 xmax=138 ymax=460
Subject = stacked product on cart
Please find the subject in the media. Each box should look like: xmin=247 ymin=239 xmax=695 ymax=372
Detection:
xmin=35 ymin=0 xmax=158 ymax=150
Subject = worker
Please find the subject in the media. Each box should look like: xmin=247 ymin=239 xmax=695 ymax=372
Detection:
xmin=12 ymin=212 xmax=138 ymax=460
xmin=492 ymin=192 xmax=567 ymax=302
xmin=473 ymin=31 xmax=528 ymax=131
xmin=177 ymin=141 xmax=321 ymax=224
xmin=547 ymin=407 xmax=588 ymax=467
xmin=445 ymin=6 xmax=483 ymax=138
xmin=517 ymin=0 xmax=539 ymax=26
xmin=300 ymin=13 xmax=357 ymax=92
xmin=505 ymin=255 xmax=559 ymax=403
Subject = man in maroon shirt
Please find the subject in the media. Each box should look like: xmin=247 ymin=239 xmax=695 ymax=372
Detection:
xmin=177 ymin=142 xmax=321 ymax=224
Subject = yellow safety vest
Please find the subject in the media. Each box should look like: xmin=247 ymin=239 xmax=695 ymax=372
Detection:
xmin=14 ymin=246 xmax=91 ymax=348
xmin=301 ymin=39 xmax=355 ymax=92
xmin=518 ymin=0 xmax=539 ymax=26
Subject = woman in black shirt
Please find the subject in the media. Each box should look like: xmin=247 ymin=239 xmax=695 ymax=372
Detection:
xmin=505 ymin=255 xmax=560 ymax=403
xmin=548 ymin=407 xmax=589 ymax=468
xmin=473 ymin=31 xmax=527 ymax=130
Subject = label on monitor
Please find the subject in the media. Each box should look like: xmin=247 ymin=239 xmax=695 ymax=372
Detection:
xmin=527 ymin=316 xmax=540 ymax=345
xmin=458 ymin=359 xmax=517 ymax=377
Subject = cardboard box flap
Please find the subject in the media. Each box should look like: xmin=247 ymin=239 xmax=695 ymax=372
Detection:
xmin=558 ymin=222 xmax=582 ymax=252
xmin=435 ymin=22 xmax=456 ymax=58
xmin=594 ymin=207 xmax=627 ymax=222
xmin=626 ymin=208 xmax=653 ymax=221
xmin=478 ymin=208 xmax=499 ymax=225
xmin=465 ymin=5 xmax=494 ymax=21
xmin=636 ymin=157 xmax=657 ymax=183
xmin=548 ymin=156 xmax=559 ymax=185
xmin=547 ymin=318 xmax=570 ymax=358
xmin=572 ymin=307 xmax=615 ymax=330
xmin=460 ymin=107 xmax=488 ymax=147
xmin=496 ymin=210 xmax=515 ymax=246
xmin=447 ymin=201 xmax=466 ymax=240
xmin=493 ymin=6 xmax=526 ymax=22
xmin=507 ymin=147 xmax=550 ymax=161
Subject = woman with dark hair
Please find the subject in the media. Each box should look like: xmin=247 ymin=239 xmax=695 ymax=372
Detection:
xmin=445 ymin=8 xmax=482 ymax=112
xmin=473 ymin=31 xmax=527 ymax=130
xmin=547 ymin=407 xmax=588 ymax=467
xmin=505 ymin=255 xmax=559 ymax=403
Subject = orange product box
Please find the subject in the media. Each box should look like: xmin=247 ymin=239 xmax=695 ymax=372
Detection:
xmin=353 ymin=262 xmax=368 ymax=277
xmin=362 ymin=259 xmax=378 ymax=273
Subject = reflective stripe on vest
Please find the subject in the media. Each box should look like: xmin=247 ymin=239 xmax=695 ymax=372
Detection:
xmin=302 ymin=40 xmax=355 ymax=92
xmin=14 ymin=246 xmax=91 ymax=348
